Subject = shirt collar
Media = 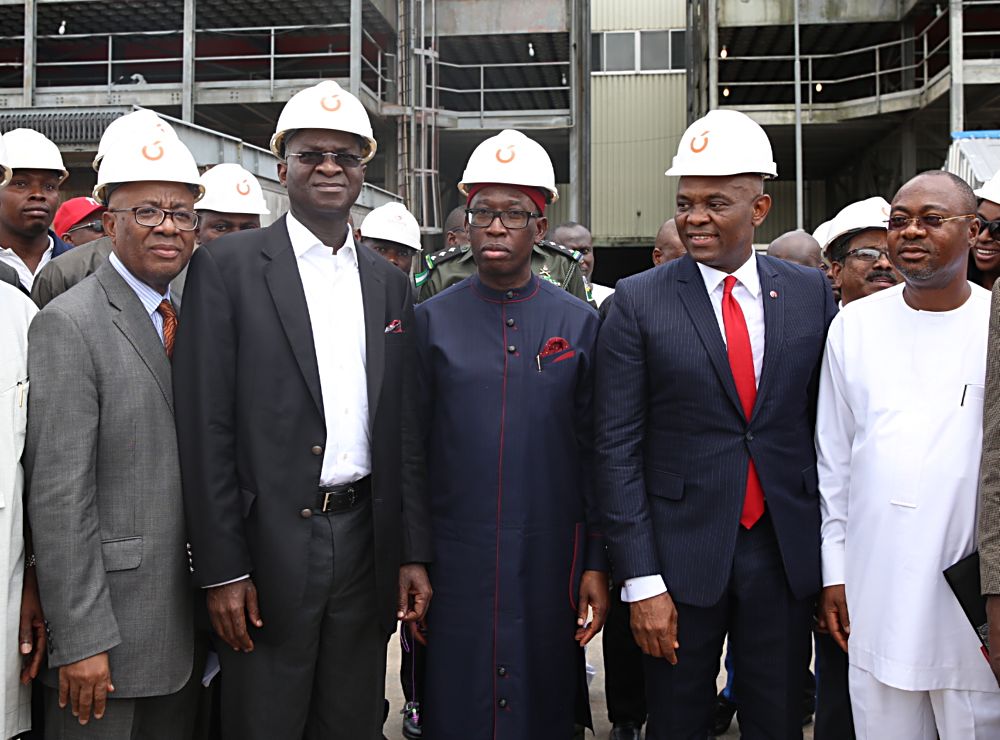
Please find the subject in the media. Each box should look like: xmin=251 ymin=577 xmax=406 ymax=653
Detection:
xmin=696 ymin=250 xmax=761 ymax=298
xmin=0 ymin=236 xmax=54 ymax=260
xmin=286 ymin=211 xmax=358 ymax=266
xmin=109 ymin=252 xmax=169 ymax=318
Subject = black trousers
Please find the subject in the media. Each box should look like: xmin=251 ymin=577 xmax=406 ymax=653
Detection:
xmin=643 ymin=514 xmax=814 ymax=740
xmin=217 ymin=499 xmax=389 ymax=740
xmin=603 ymin=581 xmax=647 ymax=726
xmin=813 ymin=632 xmax=855 ymax=740
xmin=399 ymin=621 xmax=427 ymax=704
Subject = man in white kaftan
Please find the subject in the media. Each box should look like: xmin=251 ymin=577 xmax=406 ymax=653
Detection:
xmin=817 ymin=170 xmax=1000 ymax=739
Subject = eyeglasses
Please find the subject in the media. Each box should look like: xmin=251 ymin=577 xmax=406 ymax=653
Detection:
xmin=108 ymin=207 xmax=199 ymax=232
xmin=843 ymin=247 xmax=890 ymax=262
xmin=977 ymin=215 xmax=1000 ymax=241
xmin=466 ymin=208 xmax=541 ymax=230
xmin=66 ymin=219 xmax=104 ymax=235
xmin=884 ymin=214 xmax=975 ymax=230
xmin=285 ymin=151 xmax=365 ymax=169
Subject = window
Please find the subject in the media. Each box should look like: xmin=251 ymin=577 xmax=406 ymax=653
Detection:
xmin=605 ymin=32 xmax=635 ymax=72
xmin=592 ymin=29 xmax=686 ymax=75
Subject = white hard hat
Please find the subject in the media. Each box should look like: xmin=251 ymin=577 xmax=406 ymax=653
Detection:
xmin=359 ymin=202 xmax=421 ymax=252
xmin=823 ymin=196 xmax=891 ymax=251
xmin=93 ymin=132 xmax=204 ymax=204
xmin=666 ymin=110 xmax=777 ymax=179
xmin=812 ymin=219 xmax=833 ymax=248
xmin=975 ymin=171 xmax=1000 ymax=204
xmin=458 ymin=129 xmax=559 ymax=204
xmin=0 ymin=133 xmax=10 ymax=188
xmin=1 ymin=128 xmax=68 ymax=181
xmin=196 ymin=163 xmax=270 ymax=216
xmin=270 ymin=80 xmax=377 ymax=163
xmin=94 ymin=109 xmax=178 ymax=172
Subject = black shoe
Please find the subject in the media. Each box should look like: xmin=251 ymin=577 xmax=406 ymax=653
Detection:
xmin=711 ymin=692 xmax=737 ymax=736
xmin=610 ymin=721 xmax=642 ymax=740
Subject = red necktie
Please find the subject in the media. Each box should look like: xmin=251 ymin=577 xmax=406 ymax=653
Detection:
xmin=158 ymin=299 xmax=177 ymax=360
xmin=722 ymin=276 xmax=765 ymax=529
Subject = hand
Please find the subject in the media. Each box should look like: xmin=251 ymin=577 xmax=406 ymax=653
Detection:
xmin=630 ymin=591 xmax=679 ymax=664
xmin=575 ymin=570 xmax=609 ymax=647
xmin=818 ymin=584 xmax=851 ymax=653
xmin=206 ymin=579 xmax=262 ymax=652
xmin=398 ymin=564 xmax=432 ymax=623
xmin=19 ymin=565 xmax=46 ymax=684
xmin=987 ymin=596 xmax=1000 ymax=687
xmin=58 ymin=652 xmax=113 ymax=725
xmin=407 ymin=618 xmax=428 ymax=647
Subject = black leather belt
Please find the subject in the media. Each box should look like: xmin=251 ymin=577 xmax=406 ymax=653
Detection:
xmin=315 ymin=476 xmax=371 ymax=514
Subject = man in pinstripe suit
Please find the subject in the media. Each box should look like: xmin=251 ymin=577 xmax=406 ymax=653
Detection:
xmin=596 ymin=110 xmax=837 ymax=739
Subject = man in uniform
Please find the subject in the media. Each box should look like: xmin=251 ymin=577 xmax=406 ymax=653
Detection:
xmin=416 ymin=130 xmax=592 ymax=305
xmin=52 ymin=197 xmax=106 ymax=247
xmin=0 ymin=129 xmax=72 ymax=292
xmin=409 ymin=127 xmax=608 ymax=740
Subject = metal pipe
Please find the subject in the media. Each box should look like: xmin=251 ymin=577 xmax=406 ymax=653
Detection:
xmin=708 ymin=0 xmax=718 ymax=109
xmin=22 ymin=0 xmax=34 ymax=106
xmin=949 ymin=0 xmax=964 ymax=133
xmin=349 ymin=0 xmax=361 ymax=95
xmin=182 ymin=0 xmax=195 ymax=121
xmin=793 ymin=0 xmax=803 ymax=229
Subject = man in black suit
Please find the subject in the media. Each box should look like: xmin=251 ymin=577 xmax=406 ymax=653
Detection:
xmin=596 ymin=110 xmax=837 ymax=739
xmin=172 ymin=80 xmax=432 ymax=740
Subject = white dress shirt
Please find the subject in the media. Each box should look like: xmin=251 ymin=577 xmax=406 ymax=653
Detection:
xmin=287 ymin=211 xmax=371 ymax=486
xmin=622 ymin=251 xmax=766 ymax=603
xmin=108 ymin=253 xmax=171 ymax=344
xmin=590 ymin=282 xmax=615 ymax=307
xmin=0 ymin=236 xmax=53 ymax=291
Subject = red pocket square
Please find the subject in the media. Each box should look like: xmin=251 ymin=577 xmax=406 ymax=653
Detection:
xmin=385 ymin=319 xmax=403 ymax=334
xmin=539 ymin=336 xmax=571 ymax=357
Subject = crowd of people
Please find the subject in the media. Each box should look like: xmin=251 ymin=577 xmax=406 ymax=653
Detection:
xmin=2 ymin=77 xmax=1000 ymax=740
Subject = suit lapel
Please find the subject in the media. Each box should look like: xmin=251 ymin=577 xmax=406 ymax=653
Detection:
xmin=262 ymin=218 xmax=324 ymax=418
xmin=675 ymin=256 xmax=744 ymax=418
xmin=357 ymin=243 xmax=385 ymax=433
xmin=753 ymin=256 xmax=784 ymax=418
xmin=96 ymin=262 xmax=173 ymax=412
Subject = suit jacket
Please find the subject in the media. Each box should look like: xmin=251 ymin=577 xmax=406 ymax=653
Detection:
xmin=979 ymin=280 xmax=1000 ymax=594
xmin=31 ymin=236 xmax=112 ymax=308
xmin=172 ymin=216 xmax=432 ymax=640
xmin=596 ymin=253 xmax=837 ymax=605
xmin=23 ymin=261 xmax=193 ymax=697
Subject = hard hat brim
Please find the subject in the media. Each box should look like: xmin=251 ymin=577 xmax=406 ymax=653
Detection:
xmin=457 ymin=180 xmax=559 ymax=204
xmin=94 ymin=182 xmax=206 ymax=206
xmin=665 ymin=163 xmax=778 ymax=178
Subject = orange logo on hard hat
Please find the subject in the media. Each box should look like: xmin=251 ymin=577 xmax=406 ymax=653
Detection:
xmin=320 ymin=95 xmax=342 ymax=112
xmin=142 ymin=141 xmax=164 ymax=161
xmin=236 ymin=180 xmax=251 ymax=196
xmin=496 ymin=146 xmax=515 ymax=164
xmin=690 ymin=131 xmax=710 ymax=154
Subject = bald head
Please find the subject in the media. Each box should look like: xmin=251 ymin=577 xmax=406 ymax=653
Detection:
xmin=767 ymin=230 xmax=824 ymax=268
xmin=653 ymin=218 xmax=686 ymax=266
xmin=444 ymin=204 xmax=469 ymax=249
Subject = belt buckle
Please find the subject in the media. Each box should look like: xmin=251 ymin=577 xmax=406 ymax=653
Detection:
xmin=322 ymin=490 xmax=334 ymax=513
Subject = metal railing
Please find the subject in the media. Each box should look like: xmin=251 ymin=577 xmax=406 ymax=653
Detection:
xmin=1 ymin=22 xmax=394 ymax=101
xmin=717 ymin=9 xmax=951 ymax=109
xmin=437 ymin=59 xmax=571 ymax=120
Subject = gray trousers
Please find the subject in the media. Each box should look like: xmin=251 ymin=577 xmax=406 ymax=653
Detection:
xmin=44 ymin=666 xmax=201 ymax=740
xmin=218 ymin=498 xmax=388 ymax=740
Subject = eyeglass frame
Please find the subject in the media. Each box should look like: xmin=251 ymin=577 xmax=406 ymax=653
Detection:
xmin=465 ymin=208 xmax=542 ymax=230
xmin=65 ymin=219 xmax=105 ymax=235
xmin=107 ymin=206 xmax=200 ymax=232
xmin=883 ymin=214 xmax=976 ymax=231
xmin=284 ymin=151 xmax=365 ymax=169
xmin=843 ymin=246 xmax=891 ymax=262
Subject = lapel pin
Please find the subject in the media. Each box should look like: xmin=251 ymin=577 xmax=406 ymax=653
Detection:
xmin=769 ymin=290 xmax=778 ymax=299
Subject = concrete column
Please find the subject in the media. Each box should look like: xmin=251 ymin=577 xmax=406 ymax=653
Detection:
xmin=23 ymin=0 xmax=35 ymax=107
xmin=350 ymin=0 xmax=362 ymax=96
xmin=949 ymin=0 xmax=964 ymax=133
xmin=182 ymin=0 xmax=195 ymax=121
xmin=900 ymin=116 xmax=916 ymax=182
xmin=708 ymin=0 xmax=718 ymax=110
xmin=568 ymin=0 xmax=590 ymax=225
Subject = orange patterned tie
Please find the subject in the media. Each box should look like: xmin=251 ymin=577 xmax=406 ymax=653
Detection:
xmin=157 ymin=299 xmax=177 ymax=359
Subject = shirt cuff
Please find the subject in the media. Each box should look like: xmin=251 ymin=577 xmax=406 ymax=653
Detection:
xmin=821 ymin=545 xmax=845 ymax=587
xmin=203 ymin=575 xmax=249 ymax=589
xmin=621 ymin=575 xmax=667 ymax=602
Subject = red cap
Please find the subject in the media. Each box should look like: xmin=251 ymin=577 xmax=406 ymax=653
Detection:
xmin=467 ymin=183 xmax=547 ymax=214
xmin=53 ymin=197 xmax=106 ymax=238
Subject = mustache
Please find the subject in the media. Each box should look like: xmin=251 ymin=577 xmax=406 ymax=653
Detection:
xmin=866 ymin=269 xmax=898 ymax=283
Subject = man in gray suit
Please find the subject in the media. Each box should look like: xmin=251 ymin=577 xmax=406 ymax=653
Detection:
xmin=23 ymin=134 xmax=205 ymax=738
